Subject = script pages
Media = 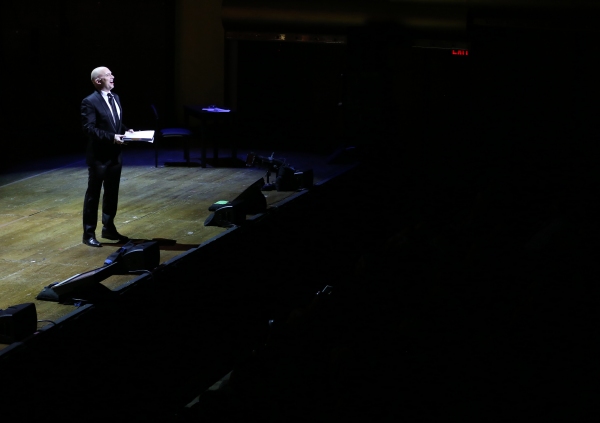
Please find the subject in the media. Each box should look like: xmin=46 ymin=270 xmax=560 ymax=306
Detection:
xmin=123 ymin=130 xmax=155 ymax=142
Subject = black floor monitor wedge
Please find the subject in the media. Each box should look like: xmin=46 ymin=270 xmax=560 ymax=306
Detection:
xmin=0 ymin=303 xmax=37 ymax=344
xmin=36 ymin=241 xmax=160 ymax=303
xmin=119 ymin=241 xmax=160 ymax=273
xmin=205 ymin=178 xmax=267 ymax=227
xmin=229 ymin=178 xmax=268 ymax=215
xmin=36 ymin=264 xmax=117 ymax=303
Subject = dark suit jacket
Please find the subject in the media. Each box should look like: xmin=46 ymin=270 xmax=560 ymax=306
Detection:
xmin=81 ymin=90 xmax=129 ymax=165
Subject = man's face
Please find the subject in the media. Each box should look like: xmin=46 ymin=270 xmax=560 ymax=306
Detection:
xmin=96 ymin=68 xmax=115 ymax=92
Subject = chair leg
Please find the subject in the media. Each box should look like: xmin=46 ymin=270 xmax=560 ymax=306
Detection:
xmin=155 ymin=141 xmax=158 ymax=168
xmin=184 ymin=137 xmax=190 ymax=164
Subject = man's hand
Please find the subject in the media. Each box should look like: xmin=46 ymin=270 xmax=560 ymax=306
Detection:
xmin=114 ymin=134 xmax=125 ymax=144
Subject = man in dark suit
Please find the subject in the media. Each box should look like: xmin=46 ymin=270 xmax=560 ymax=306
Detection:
xmin=81 ymin=66 xmax=133 ymax=247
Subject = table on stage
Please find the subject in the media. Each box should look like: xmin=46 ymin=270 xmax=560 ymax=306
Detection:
xmin=183 ymin=105 xmax=237 ymax=168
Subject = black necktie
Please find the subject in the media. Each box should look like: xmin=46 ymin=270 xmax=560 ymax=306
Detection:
xmin=107 ymin=93 xmax=118 ymax=129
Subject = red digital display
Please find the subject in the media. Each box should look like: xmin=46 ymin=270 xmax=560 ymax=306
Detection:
xmin=452 ymin=49 xmax=469 ymax=56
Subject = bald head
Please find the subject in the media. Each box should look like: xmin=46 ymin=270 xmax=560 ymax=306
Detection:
xmin=91 ymin=66 xmax=115 ymax=92
xmin=91 ymin=67 xmax=108 ymax=83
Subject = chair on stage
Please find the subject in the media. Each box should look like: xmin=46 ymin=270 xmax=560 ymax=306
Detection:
xmin=151 ymin=104 xmax=199 ymax=168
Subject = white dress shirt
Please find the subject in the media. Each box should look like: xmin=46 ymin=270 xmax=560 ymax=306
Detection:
xmin=100 ymin=90 xmax=121 ymax=121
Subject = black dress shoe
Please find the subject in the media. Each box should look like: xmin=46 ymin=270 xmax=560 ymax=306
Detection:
xmin=83 ymin=236 xmax=102 ymax=247
xmin=101 ymin=228 xmax=129 ymax=242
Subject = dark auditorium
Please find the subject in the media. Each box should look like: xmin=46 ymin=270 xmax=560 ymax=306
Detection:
xmin=1 ymin=1 xmax=597 ymax=421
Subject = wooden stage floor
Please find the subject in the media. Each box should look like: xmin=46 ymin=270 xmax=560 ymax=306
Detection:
xmin=0 ymin=144 xmax=355 ymax=348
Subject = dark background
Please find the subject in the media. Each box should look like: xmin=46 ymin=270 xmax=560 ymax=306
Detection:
xmin=2 ymin=2 xmax=599 ymax=420
xmin=1 ymin=0 xmax=174 ymax=165
xmin=2 ymin=0 xmax=599 ymax=177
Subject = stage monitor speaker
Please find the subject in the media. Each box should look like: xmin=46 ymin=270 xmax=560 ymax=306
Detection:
xmin=205 ymin=178 xmax=267 ymax=227
xmin=120 ymin=241 xmax=160 ymax=272
xmin=36 ymin=265 xmax=116 ymax=303
xmin=36 ymin=241 xmax=160 ymax=303
xmin=0 ymin=303 xmax=37 ymax=344
xmin=275 ymin=165 xmax=296 ymax=191
xmin=230 ymin=177 xmax=268 ymax=215
xmin=204 ymin=205 xmax=244 ymax=227
xmin=104 ymin=240 xmax=160 ymax=274
xmin=295 ymin=169 xmax=313 ymax=189
xmin=275 ymin=167 xmax=313 ymax=191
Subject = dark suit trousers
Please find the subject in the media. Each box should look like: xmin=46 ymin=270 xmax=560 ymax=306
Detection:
xmin=82 ymin=156 xmax=122 ymax=237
